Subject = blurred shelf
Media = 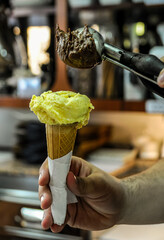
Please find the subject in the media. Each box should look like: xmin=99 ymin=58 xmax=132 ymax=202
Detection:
xmin=69 ymin=2 xmax=143 ymax=11
xmin=144 ymin=3 xmax=164 ymax=8
xmin=0 ymin=96 xmax=146 ymax=111
xmin=122 ymin=100 xmax=145 ymax=112
xmin=91 ymin=99 xmax=122 ymax=111
xmin=11 ymin=6 xmax=55 ymax=17
xmin=69 ymin=2 xmax=164 ymax=12
xmin=0 ymin=97 xmax=30 ymax=108
xmin=91 ymin=99 xmax=145 ymax=111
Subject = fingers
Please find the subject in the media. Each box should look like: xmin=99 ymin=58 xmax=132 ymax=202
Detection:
xmin=41 ymin=206 xmax=67 ymax=232
xmin=39 ymin=185 xmax=52 ymax=209
xmin=157 ymin=57 xmax=164 ymax=88
xmin=50 ymin=223 xmax=65 ymax=233
xmin=160 ymin=56 xmax=164 ymax=62
xmin=50 ymin=210 xmax=70 ymax=233
xmin=67 ymin=156 xmax=105 ymax=197
xmin=67 ymin=170 xmax=103 ymax=198
xmin=40 ymin=156 xmax=96 ymax=231
xmin=157 ymin=69 xmax=164 ymax=88
xmin=39 ymin=158 xmax=67 ymax=232
xmin=70 ymin=156 xmax=94 ymax=178
xmin=67 ymin=171 xmax=78 ymax=194
xmin=42 ymin=208 xmax=53 ymax=230
xmin=38 ymin=158 xmax=52 ymax=210
xmin=67 ymin=156 xmax=94 ymax=196
xmin=39 ymin=158 xmax=49 ymax=186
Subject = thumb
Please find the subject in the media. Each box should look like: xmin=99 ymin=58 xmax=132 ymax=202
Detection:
xmin=157 ymin=57 xmax=164 ymax=88
xmin=67 ymin=171 xmax=98 ymax=197
xmin=157 ymin=69 xmax=164 ymax=88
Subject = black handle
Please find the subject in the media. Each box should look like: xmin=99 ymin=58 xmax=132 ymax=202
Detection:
xmin=120 ymin=52 xmax=164 ymax=98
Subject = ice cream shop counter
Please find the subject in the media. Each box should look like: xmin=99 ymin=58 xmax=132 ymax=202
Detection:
xmin=0 ymin=152 xmax=39 ymax=190
xmin=0 ymin=152 xmax=88 ymax=240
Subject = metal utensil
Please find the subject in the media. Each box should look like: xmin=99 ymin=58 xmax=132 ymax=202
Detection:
xmin=77 ymin=27 xmax=164 ymax=97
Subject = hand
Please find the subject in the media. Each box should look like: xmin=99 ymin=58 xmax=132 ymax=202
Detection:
xmin=157 ymin=56 xmax=164 ymax=88
xmin=38 ymin=156 xmax=124 ymax=232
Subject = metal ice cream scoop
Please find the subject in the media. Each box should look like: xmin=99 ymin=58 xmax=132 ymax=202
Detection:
xmin=75 ymin=27 xmax=164 ymax=98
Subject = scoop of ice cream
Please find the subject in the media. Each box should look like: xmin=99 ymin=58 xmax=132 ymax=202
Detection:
xmin=56 ymin=25 xmax=102 ymax=69
xmin=29 ymin=91 xmax=94 ymax=128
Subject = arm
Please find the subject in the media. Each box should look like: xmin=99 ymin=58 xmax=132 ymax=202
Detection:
xmin=119 ymin=159 xmax=164 ymax=224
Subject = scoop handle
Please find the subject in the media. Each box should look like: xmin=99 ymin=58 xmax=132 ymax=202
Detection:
xmin=120 ymin=52 xmax=164 ymax=80
xmin=120 ymin=52 xmax=164 ymax=98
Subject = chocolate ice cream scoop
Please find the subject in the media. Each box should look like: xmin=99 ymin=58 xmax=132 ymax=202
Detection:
xmin=56 ymin=25 xmax=102 ymax=69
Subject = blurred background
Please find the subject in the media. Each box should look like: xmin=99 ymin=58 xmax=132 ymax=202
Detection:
xmin=0 ymin=0 xmax=164 ymax=239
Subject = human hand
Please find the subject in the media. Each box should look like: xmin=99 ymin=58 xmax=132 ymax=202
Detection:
xmin=38 ymin=156 xmax=124 ymax=233
xmin=157 ymin=56 xmax=164 ymax=88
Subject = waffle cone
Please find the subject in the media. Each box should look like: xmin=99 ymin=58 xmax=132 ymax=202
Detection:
xmin=46 ymin=123 xmax=77 ymax=159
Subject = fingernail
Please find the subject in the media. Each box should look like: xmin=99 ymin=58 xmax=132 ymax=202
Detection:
xmin=158 ymin=70 xmax=164 ymax=87
xmin=40 ymin=195 xmax=44 ymax=209
xmin=74 ymin=175 xmax=77 ymax=183
xmin=41 ymin=195 xmax=44 ymax=203
xmin=38 ymin=172 xmax=42 ymax=183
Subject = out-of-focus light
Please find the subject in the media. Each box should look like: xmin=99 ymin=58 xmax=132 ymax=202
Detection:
xmin=123 ymin=39 xmax=131 ymax=49
xmin=1 ymin=49 xmax=7 ymax=57
xmin=135 ymin=22 xmax=145 ymax=36
xmin=13 ymin=26 xmax=21 ymax=36
xmin=27 ymin=26 xmax=50 ymax=75
xmin=91 ymin=24 xmax=100 ymax=32
xmin=21 ymin=207 xmax=43 ymax=221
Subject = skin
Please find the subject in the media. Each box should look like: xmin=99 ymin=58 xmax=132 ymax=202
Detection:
xmin=39 ymin=156 xmax=164 ymax=233
xmin=157 ymin=57 xmax=164 ymax=88
xmin=120 ymin=159 xmax=164 ymax=224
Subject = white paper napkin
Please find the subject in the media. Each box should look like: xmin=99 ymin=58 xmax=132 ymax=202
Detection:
xmin=48 ymin=151 xmax=77 ymax=225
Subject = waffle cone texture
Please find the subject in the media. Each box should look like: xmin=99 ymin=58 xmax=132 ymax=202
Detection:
xmin=46 ymin=124 xmax=77 ymax=159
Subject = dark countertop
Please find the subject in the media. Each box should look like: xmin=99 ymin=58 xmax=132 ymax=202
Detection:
xmin=0 ymin=151 xmax=40 ymax=192
xmin=0 ymin=150 xmax=40 ymax=177
xmin=0 ymin=159 xmax=40 ymax=177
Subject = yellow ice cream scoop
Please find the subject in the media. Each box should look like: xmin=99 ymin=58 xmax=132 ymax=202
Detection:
xmin=29 ymin=90 xmax=94 ymax=128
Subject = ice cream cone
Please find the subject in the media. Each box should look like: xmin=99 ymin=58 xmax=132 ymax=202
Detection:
xmin=30 ymin=90 xmax=94 ymax=225
xmin=46 ymin=123 xmax=78 ymax=159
